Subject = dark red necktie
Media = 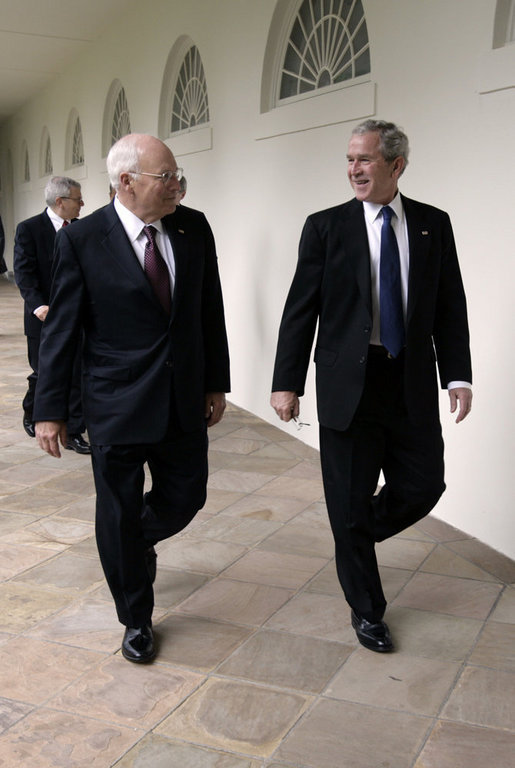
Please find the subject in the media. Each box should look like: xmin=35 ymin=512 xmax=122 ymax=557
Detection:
xmin=143 ymin=225 xmax=171 ymax=315
xmin=61 ymin=220 xmax=69 ymax=227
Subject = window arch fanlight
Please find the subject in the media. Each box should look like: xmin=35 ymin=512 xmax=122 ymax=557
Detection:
xmin=39 ymin=127 xmax=53 ymax=177
xmin=261 ymin=0 xmax=371 ymax=112
xmin=158 ymin=36 xmax=210 ymax=140
xmin=102 ymin=79 xmax=131 ymax=157
xmin=65 ymin=109 xmax=85 ymax=169
xmin=280 ymin=0 xmax=370 ymax=102
xmin=21 ymin=141 xmax=30 ymax=183
xmin=172 ymin=45 xmax=209 ymax=133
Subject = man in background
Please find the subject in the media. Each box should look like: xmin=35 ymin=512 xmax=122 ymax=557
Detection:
xmin=271 ymin=119 xmax=472 ymax=653
xmin=14 ymin=176 xmax=89 ymax=453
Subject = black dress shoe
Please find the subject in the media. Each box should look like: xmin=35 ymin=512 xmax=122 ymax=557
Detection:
xmin=145 ymin=546 xmax=157 ymax=584
xmin=23 ymin=415 xmax=36 ymax=438
xmin=351 ymin=610 xmax=394 ymax=653
xmin=65 ymin=434 xmax=91 ymax=454
xmin=122 ymin=624 xmax=155 ymax=663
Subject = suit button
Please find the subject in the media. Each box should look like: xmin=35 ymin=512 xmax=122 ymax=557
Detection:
xmin=364 ymin=326 xmax=371 ymax=333
xmin=359 ymin=356 xmax=366 ymax=364
xmin=165 ymin=360 xmax=172 ymax=368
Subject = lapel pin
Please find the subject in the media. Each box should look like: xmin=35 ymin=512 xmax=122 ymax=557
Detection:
xmin=178 ymin=229 xmax=185 ymax=234
xmin=422 ymin=230 xmax=429 ymax=235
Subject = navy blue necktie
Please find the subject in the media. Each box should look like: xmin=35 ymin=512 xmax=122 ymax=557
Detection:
xmin=143 ymin=225 xmax=171 ymax=315
xmin=379 ymin=206 xmax=405 ymax=357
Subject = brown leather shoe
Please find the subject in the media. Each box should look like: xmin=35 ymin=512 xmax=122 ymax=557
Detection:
xmin=351 ymin=610 xmax=394 ymax=652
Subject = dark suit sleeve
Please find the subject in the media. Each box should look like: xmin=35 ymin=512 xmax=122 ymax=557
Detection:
xmin=200 ymin=213 xmax=231 ymax=393
xmin=0 ymin=217 xmax=6 ymax=272
xmin=271 ymin=216 xmax=322 ymax=395
xmin=33 ymin=229 xmax=84 ymax=422
xmin=14 ymin=220 xmax=48 ymax=312
xmin=432 ymin=213 xmax=472 ymax=386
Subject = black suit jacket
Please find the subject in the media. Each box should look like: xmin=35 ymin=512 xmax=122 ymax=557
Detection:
xmin=33 ymin=202 xmax=230 ymax=444
xmin=14 ymin=211 xmax=56 ymax=337
xmin=272 ymin=195 xmax=472 ymax=430
xmin=0 ymin=215 xmax=6 ymax=273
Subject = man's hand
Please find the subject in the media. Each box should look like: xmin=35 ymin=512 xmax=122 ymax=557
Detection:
xmin=449 ymin=387 xmax=472 ymax=424
xmin=34 ymin=305 xmax=49 ymax=322
xmin=35 ymin=420 xmax=67 ymax=457
xmin=270 ymin=391 xmax=299 ymax=422
xmin=205 ymin=392 xmax=226 ymax=427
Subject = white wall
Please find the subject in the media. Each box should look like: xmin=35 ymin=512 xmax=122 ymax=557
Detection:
xmin=1 ymin=0 xmax=513 ymax=558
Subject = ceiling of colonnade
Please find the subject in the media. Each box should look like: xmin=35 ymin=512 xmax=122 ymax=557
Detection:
xmin=0 ymin=0 xmax=130 ymax=124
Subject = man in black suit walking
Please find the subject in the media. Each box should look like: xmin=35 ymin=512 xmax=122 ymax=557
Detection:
xmin=34 ymin=134 xmax=230 ymax=663
xmin=14 ymin=177 xmax=90 ymax=453
xmin=271 ymin=119 xmax=472 ymax=652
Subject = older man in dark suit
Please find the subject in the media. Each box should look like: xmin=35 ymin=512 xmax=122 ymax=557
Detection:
xmin=271 ymin=119 xmax=472 ymax=652
xmin=13 ymin=176 xmax=89 ymax=453
xmin=34 ymin=134 xmax=230 ymax=662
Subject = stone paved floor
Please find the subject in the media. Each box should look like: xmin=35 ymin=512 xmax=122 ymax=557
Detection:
xmin=0 ymin=277 xmax=514 ymax=767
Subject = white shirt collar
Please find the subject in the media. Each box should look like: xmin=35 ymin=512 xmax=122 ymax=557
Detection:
xmin=46 ymin=206 xmax=67 ymax=230
xmin=363 ymin=191 xmax=403 ymax=224
xmin=113 ymin=196 xmax=164 ymax=243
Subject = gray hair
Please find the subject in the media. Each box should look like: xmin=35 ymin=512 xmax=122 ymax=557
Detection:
xmin=352 ymin=120 xmax=409 ymax=173
xmin=45 ymin=176 xmax=80 ymax=206
xmin=106 ymin=134 xmax=142 ymax=190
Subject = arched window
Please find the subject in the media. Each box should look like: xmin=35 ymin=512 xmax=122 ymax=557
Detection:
xmin=171 ymin=45 xmax=210 ymax=133
xmin=158 ymin=37 xmax=212 ymax=155
xmin=279 ymin=0 xmax=370 ymax=102
xmin=260 ymin=0 xmax=374 ymax=136
xmin=21 ymin=141 xmax=30 ymax=182
xmin=102 ymin=80 xmax=131 ymax=157
xmin=72 ymin=117 xmax=84 ymax=166
xmin=112 ymin=88 xmax=131 ymax=144
xmin=65 ymin=109 xmax=85 ymax=169
xmin=40 ymin=128 xmax=53 ymax=177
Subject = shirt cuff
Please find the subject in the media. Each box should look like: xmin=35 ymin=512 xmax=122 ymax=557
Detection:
xmin=447 ymin=381 xmax=472 ymax=390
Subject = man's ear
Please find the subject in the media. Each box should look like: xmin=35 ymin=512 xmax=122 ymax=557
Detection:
xmin=119 ymin=172 xmax=133 ymax=191
xmin=392 ymin=156 xmax=405 ymax=179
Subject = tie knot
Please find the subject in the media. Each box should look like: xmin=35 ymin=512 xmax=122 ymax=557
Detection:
xmin=143 ymin=224 xmax=157 ymax=240
xmin=382 ymin=206 xmax=394 ymax=223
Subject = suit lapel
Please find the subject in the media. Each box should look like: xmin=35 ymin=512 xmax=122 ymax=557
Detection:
xmin=340 ymin=200 xmax=372 ymax=319
xmin=403 ymin=195 xmax=432 ymax=325
xmin=99 ymin=204 xmax=160 ymax=310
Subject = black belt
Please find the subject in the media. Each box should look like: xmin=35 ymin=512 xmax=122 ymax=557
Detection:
xmin=368 ymin=345 xmax=405 ymax=360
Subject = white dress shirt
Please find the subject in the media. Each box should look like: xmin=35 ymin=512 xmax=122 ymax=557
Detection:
xmin=46 ymin=206 xmax=68 ymax=232
xmin=113 ymin=196 xmax=176 ymax=293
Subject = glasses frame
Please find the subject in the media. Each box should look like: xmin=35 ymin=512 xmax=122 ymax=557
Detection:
xmin=131 ymin=169 xmax=183 ymax=184
xmin=60 ymin=196 xmax=84 ymax=204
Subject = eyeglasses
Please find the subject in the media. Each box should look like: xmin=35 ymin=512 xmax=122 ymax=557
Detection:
xmin=132 ymin=169 xmax=183 ymax=184
xmin=61 ymin=197 xmax=84 ymax=204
